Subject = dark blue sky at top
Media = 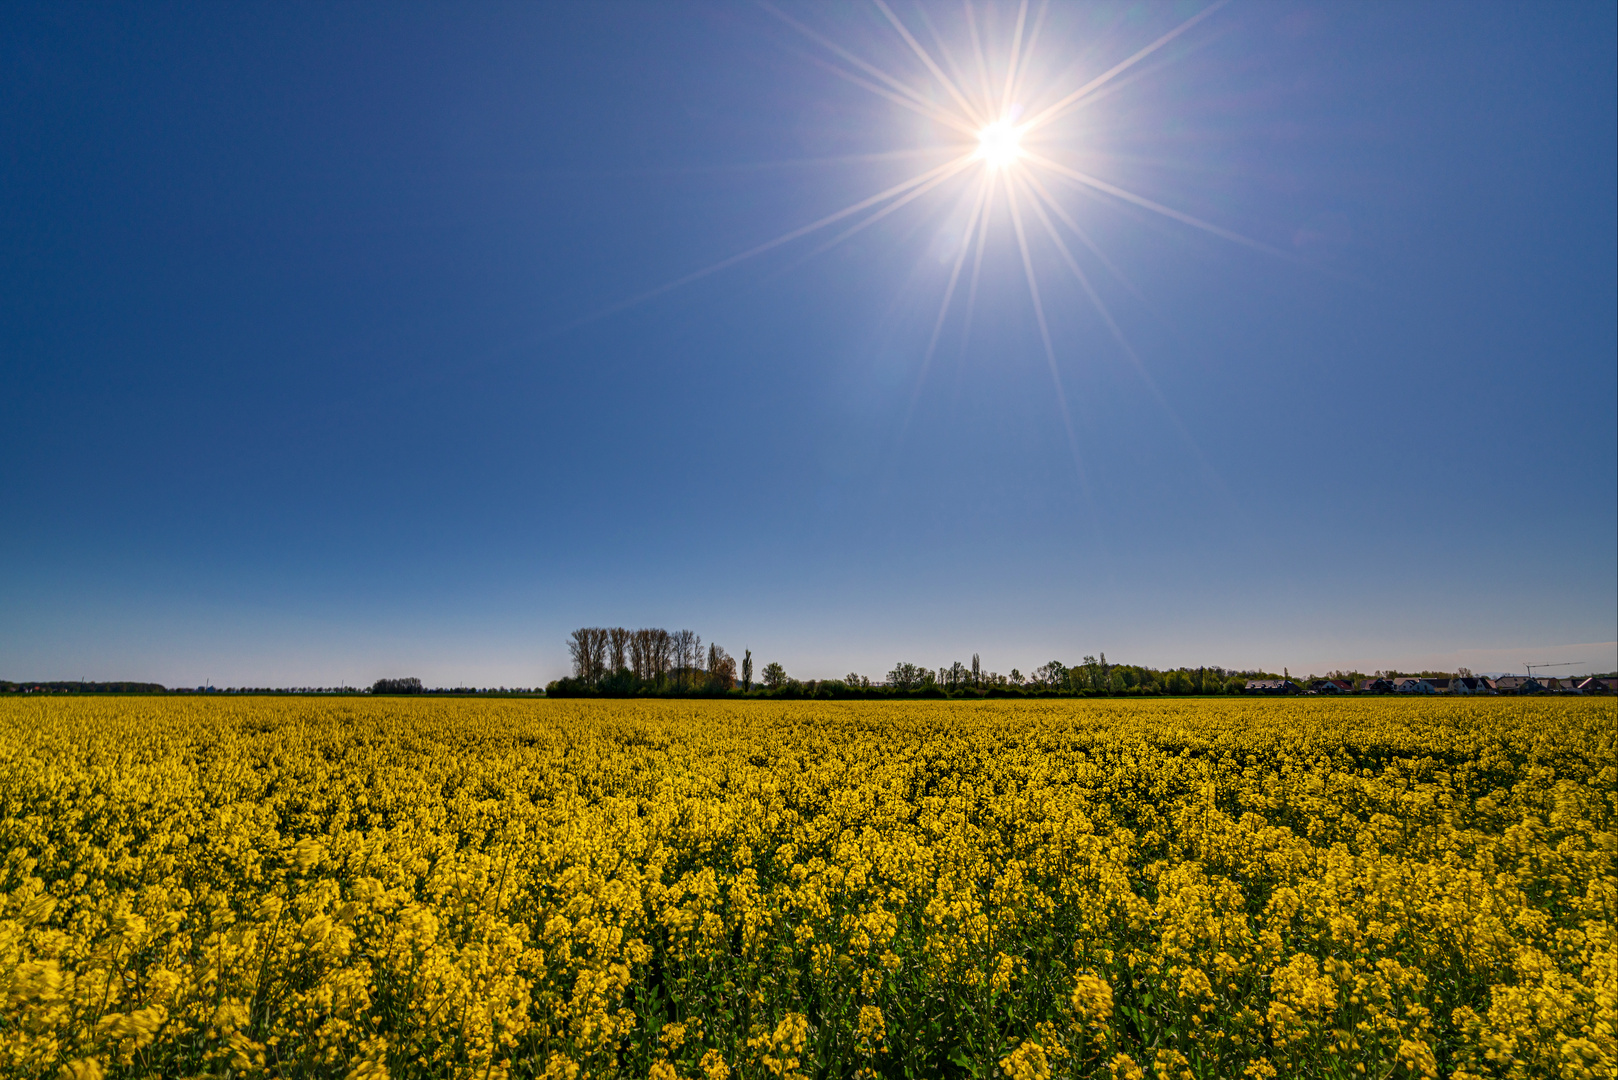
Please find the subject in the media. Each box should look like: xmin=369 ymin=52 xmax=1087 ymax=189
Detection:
xmin=3 ymin=1 xmax=1614 ymax=686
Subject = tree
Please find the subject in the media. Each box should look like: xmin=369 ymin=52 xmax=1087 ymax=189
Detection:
xmin=741 ymin=649 xmax=753 ymax=691
xmin=630 ymin=628 xmax=673 ymax=683
xmin=1033 ymin=661 xmax=1067 ymax=690
xmin=567 ymin=628 xmax=609 ymax=683
xmin=371 ymin=677 xmax=422 ymax=695
xmin=608 ymin=627 xmax=630 ymax=674
xmin=629 ymin=631 xmax=647 ymax=680
xmin=673 ymin=629 xmax=701 ymax=687
xmin=707 ymin=643 xmax=736 ymax=690
xmin=1078 ymin=655 xmax=1101 ymax=691
xmin=887 ymin=661 xmax=929 ymax=691
xmin=761 ymin=662 xmax=787 ymax=690
xmin=844 ymin=672 xmax=870 ymax=689
xmin=652 ymin=630 xmax=673 ymax=679
xmin=971 ymin=653 xmax=981 ymax=687
xmin=568 ymin=628 xmax=590 ymax=680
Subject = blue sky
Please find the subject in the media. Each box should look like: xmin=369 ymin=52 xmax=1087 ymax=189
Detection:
xmin=3 ymin=1 xmax=1614 ymax=686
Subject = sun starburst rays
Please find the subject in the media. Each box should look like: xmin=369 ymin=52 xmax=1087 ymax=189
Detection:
xmin=567 ymin=1 xmax=1262 ymax=488
xmin=740 ymin=1 xmax=1264 ymax=467
xmin=744 ymin=0 xmax=1266 ymax=327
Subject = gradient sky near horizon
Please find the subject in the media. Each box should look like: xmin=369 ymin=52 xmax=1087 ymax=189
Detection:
xmin=3 ymin=1 xmax=1614 ymax=687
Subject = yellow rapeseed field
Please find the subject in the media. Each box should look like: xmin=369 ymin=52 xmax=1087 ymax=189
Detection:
xmin=0 ymin=696 xmax=1612 ymax=1080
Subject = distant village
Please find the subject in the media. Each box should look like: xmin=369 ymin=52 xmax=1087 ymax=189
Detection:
xmin=1244 ymin=674 xmax=1613 ymax=695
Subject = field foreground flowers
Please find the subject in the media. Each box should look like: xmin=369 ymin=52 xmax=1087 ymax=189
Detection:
xmin=0 ymin=697 xmax=1613 ymax=1080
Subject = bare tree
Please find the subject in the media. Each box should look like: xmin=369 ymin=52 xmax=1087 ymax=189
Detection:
xmin=567 ymin=628 xmax=609 ymax=683
xmin=608 ymin=627 xmax=630 ymax=674
xmin=639 ymin=629 xmax=655 ymax=680
xmin=673 ymin=629 xmax=701 ymax=687
xmin=589 ymin=628 xmax=608 ymax=681
xmin=629 ymin=629 xmax=653 ymax=681
xmin=629 ymin=628 xmax=673 ymax=683
xmin=567 ymin=629 xmax=592 ymax=681
xmin=651 ymin=629 xmax=672 ymax=681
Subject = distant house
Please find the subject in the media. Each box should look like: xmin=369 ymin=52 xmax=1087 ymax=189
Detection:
xmin=1244 ymin=679 xmax=1301 ymax=695
xmin=1426 ymin=677 xmax=1453 ymax=693
xmin=1307 ymin=679 xmax=1352 ymax=693
xmin=1454 ymin=677 xmax=1491 ymax=695
xmin=1576 ymin=677 xmax=1613 ymax=693
xmin=1490 ymin=676 xmax=1545 ymax=694
xmin=1394 ymin=677 xmax=1435 ymax=694
xmin=1361 ymin=678 xmax=1395 ymax=693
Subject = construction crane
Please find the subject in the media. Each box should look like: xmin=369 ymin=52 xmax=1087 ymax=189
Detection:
xmin=1524 ymin=661 xmax=1580 ymax=678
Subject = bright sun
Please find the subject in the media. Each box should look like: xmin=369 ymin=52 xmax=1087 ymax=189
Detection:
xmin=601 ymin=0 xmax=1256 ymax=482
xmin=976 ymin=120 xmax=1023 ymax=169
xmin=580 ymin=2 xmax=1254 ymax=487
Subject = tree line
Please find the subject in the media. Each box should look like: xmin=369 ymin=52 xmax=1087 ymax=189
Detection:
xmin=881 ymin=654 xmax=1257 ymax=695
xmin=0 ymin=681 xmax=168 ymax=694
xmin=549 ymin=634 xmax=1284 ymax=698
xmin=549 ymin=627 xmax=742 ymax=696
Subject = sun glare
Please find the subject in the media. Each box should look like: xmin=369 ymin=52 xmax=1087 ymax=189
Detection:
xmin=595 ymin=0 xmax=1259 ymax=488
xmin=976 ymin=120 xmax=1023 ymax=170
